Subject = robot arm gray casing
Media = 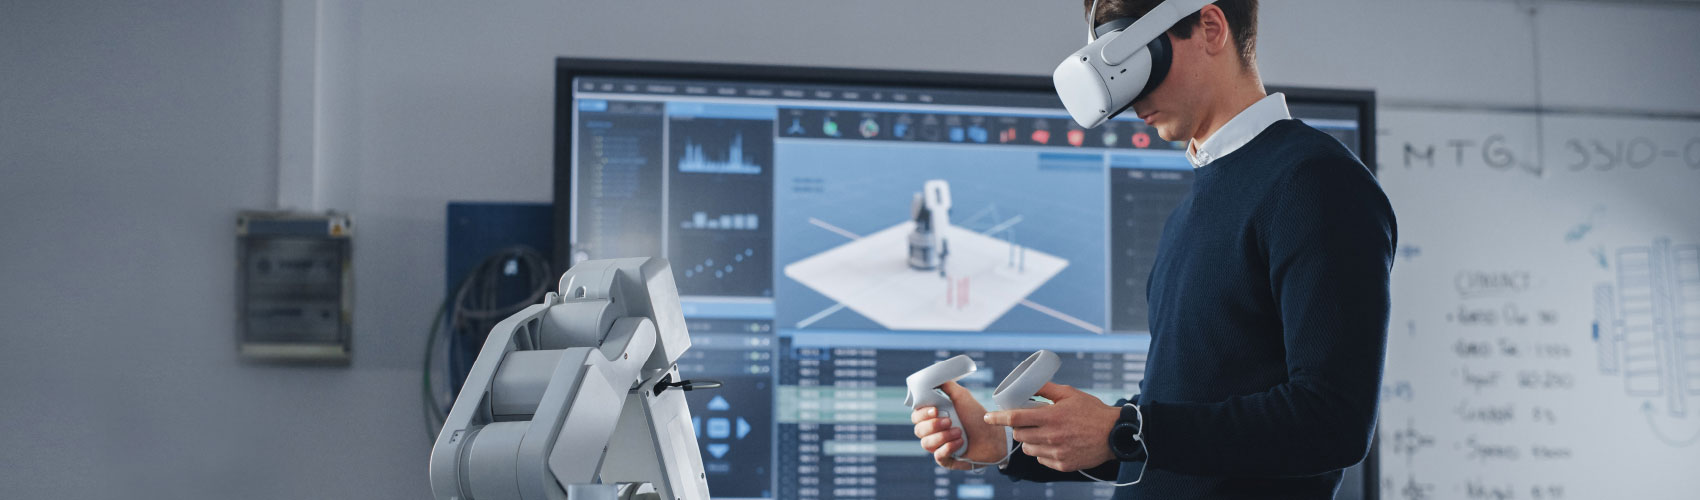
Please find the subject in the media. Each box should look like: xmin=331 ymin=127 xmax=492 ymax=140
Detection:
xmin=429 ymin=257 xmax=709 ymax=500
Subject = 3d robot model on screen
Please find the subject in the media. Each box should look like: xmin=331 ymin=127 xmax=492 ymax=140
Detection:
xmin=429 ymin=257 xmax=719 ymax=500
xmin=908 ymin=179 xmax=952 ymax=276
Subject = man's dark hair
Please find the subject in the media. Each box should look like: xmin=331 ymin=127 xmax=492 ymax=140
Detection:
xmin=1084 ymin=0 xmax=1259 ymax=67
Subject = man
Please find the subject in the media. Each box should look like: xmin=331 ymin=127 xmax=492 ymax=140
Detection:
xmin=910 ymin=1 xmax=1396 ymax=498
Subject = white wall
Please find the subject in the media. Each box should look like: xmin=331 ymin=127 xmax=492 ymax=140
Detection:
xmin=2 ymin=0 xmax=1696 ymax=498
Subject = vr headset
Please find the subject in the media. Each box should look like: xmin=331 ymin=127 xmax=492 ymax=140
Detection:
xmin=1053 ymin=0 xmax=1215 ymax=128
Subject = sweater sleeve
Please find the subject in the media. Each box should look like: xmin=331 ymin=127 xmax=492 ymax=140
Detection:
xmin=1139 ymin=158 xmax=1397 ymax=477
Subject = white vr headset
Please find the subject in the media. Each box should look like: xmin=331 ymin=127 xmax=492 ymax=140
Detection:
xmin=1053 ymin=0 xmax=1215 ymax=129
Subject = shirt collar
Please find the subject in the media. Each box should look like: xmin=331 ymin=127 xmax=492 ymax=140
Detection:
xmin=1186 ymin=93 xmax=1291 ymax=168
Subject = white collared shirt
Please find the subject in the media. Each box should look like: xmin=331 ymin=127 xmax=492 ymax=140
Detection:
xmin=1186 ymin=93 xmax=1291 ymax=168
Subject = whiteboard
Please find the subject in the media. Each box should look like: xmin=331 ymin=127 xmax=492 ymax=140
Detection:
xmin=1374 ymin=109 xmax=1700 ymax=500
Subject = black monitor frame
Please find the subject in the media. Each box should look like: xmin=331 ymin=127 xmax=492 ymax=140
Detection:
xmin=551 ymin=57 xmax=1379 ymax=500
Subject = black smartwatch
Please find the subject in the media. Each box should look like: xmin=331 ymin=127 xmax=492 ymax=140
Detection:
xmin=1108 ymin=404 xmax=1147 ymax=462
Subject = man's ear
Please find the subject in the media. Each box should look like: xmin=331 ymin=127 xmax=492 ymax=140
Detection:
xmin=1197 ymin=4 xmax=1233 ymax=57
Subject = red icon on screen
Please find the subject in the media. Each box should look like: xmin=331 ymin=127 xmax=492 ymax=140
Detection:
xmin=999 ymin=128 xmax=1018 ymax=143
xmin=1031 ymin=129 xmax=1051 ymax=144
xmin=1067 ymin=130 xmax=1085 ymax=147
xmin=1132 ymin=132 xmax=1152 ymax=149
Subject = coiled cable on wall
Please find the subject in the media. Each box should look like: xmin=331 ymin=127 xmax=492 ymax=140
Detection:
xmin=421 ymin=246 xmax=552 ymax=439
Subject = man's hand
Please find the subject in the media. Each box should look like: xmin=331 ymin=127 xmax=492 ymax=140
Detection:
xmin=910 ymin=381 xmax=1008 ymax=470
xmin=983 ymin=382 xmax=1121 ymax=472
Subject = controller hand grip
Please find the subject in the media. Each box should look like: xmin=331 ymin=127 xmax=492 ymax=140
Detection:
xmin=905 ymin=355 xmax=977 ymax=458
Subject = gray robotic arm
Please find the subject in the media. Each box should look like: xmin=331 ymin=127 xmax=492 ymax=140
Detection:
xmin=429 ymin=257 xmax=710 ymax=500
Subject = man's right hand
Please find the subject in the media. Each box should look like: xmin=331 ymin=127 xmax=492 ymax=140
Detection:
xmin=910 ymin=381 xmax=1008 ymax=470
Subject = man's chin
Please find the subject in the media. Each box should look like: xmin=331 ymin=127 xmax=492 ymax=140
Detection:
xmin=1152 ymin=125 xmax=1182 ymax=143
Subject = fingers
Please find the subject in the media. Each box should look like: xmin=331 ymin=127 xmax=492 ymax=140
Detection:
xmin=1036 ymin=456 xmax=1075 ymax=472
xmin=939 ymin=381 xmax=971 ymax=400
xmin=1020 ymin=442 xmax=1044 ymax=458
xmin=1011 ymin=426 xmax=1046 ymax=445
xmin=910 ymin=407 xmax=937 ymax=424
xmin=1032 ymin=382 xmax=1075 ymax=401
xmin=1034 ymin=454 xmax=1095 ymax=474
xmin=939 ymin=382 xmax=986 ymax=413
xmin=985 ymin=407 xmax=1048 ymax=428
xmin=1022 ymin=443 xmax=1059 ymax=464
xmin=933 ymin=437 xmax=966 ymax=468
xmin=920 ymin=426 xmax=963 ymax=452
xmin=913 ymin=416 xmax=954 ymax=439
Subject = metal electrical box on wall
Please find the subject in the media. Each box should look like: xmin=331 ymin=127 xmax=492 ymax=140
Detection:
xmin=236 ymin=211 xmax=353 ymax=364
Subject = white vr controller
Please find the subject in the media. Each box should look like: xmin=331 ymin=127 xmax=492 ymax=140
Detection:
xmin=994 ymin=350 xmax=1062 ymax=410
xmin=905 ymin=350 xmax=1061 ymax=459
xmin=904 ymin=355 xmax=977 ymax=458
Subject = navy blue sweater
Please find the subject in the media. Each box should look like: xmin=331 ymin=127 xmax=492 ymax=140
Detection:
xmin=1001 ymin=119 xmax=1397 ymax=499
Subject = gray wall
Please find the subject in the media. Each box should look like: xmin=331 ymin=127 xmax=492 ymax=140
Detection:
xmin=2 ymin=0 xmax=1697 ymax=498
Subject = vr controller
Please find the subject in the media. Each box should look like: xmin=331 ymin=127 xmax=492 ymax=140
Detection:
xmin=905 ymin=350 xmax=1061 ymax=460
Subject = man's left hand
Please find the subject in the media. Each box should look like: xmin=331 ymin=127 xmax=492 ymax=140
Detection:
xmin=982 ymin=382 xmax=1122 ymax=472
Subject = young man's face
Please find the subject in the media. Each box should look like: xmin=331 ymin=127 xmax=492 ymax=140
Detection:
xmin=1130 ymin=32 xmax=1207 ymax=143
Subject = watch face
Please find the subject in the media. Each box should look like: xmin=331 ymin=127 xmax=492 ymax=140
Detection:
xmin=1112 ymin=422 xmax=1138 ymax=454
xmin=1110 ymin=419 xmax=1146 ymax=462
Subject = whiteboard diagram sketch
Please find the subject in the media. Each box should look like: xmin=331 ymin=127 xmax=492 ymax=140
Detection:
xmin=1374 ymin=108 xmax=1700 ymax=499
xmin=1593 ymin=237 xmax=1700 ymax=445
